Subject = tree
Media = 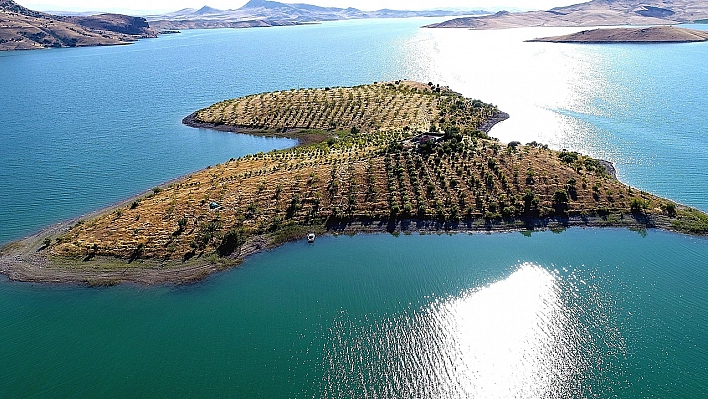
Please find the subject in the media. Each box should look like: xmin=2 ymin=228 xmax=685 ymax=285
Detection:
xmin=630 ymin=198 xmax=649 ymax=214
xmin=217 ymin=228 xmax=246 ymax=256
xmin=553 ymin=190 xmax=569 ymax=204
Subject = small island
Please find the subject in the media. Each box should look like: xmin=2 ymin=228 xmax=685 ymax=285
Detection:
xmin=528 ymin=26 xmax=708 ymax=43
xmin=2 ymin=81 xmax=706 ymax=285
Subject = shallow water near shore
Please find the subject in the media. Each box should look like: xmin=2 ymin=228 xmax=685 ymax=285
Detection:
xmin=1 ymin=229 xmax=707 ymax=397
xmin=1 ymin=18 xmax=708 ymax=397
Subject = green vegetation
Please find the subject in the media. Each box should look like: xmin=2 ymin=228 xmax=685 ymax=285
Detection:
xmin=672 ymin=208 xmax=708 ymax=234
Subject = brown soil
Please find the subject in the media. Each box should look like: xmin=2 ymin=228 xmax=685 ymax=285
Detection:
xmin=2 ymin=81 xmax=704 ymax=286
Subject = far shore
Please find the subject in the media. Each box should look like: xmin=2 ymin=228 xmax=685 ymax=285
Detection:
xmin=528 ymin=26 xmax=708 ymax=44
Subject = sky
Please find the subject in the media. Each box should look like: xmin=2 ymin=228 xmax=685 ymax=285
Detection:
xmin=24 ymin=0 xmax=582 ymax=14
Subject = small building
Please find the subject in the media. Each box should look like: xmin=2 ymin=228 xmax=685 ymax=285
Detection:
xmin=412 ymin=132 xmax=445 ymax=144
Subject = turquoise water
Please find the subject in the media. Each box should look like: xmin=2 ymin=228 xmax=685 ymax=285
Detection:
xmin=2 ymin=18 xmax=708 ymax=397
xmin=1 ymin=229 xmax=707 ymax=397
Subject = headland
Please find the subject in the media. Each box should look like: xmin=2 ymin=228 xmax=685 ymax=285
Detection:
xmin=0 ymin=0 xmax=156 ymax=51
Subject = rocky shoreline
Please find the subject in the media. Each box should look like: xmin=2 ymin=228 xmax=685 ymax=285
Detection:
xmin=0 ymin=213 xmax=680 ymax=286
xmin=182 ymin=112 xmax=330 ymax=146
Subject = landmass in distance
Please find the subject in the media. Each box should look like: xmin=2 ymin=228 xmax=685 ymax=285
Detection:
xmin=1 ymin=0 xmax=489 ymax=51
xmin=425 ymin=0 xmax=708 ymax=29
xmin=0 ymin=0 xmax=155 ymax=50
xmin=528 ymin=25 xmax=708 ymax=43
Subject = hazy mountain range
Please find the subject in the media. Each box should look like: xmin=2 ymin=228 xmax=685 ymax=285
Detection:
xmin=5 ymin=0 xmax=704 ymax=52
xmin=425 ymin=0 xmax=708 ymax=29
xmin=146 ymin=0 xmax=488 ymax=30
xmin=0 ymin=0 xmax=155 ymax=50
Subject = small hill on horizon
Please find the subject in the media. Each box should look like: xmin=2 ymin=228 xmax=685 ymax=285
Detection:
xmin=425 ymin=0 xmax=708 ymax=29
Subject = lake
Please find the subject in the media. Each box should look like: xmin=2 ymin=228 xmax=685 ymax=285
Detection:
xmin=1 ymin=18 xmax=707 ymax=398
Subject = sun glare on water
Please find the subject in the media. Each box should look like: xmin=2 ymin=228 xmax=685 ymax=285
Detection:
xmin=401 ymin=26 xmax=608 ymax=153
xmin=320 ymin=263 xmax=589 ymax=398
xmin=428 ymin=263 xmax=585 ymax=397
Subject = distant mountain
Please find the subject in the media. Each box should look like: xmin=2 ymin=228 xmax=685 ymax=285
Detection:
xmin=193 ymin=5 xmax=222 ymax=15
xmin=425 ymin=0 xmax=708 ymax=29
xmin=147 ymin=0 xmax=488 ymax=30
xmin=0 ymin=0 xmax=156 ymax=50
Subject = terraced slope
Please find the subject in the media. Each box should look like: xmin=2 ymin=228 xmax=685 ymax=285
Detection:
xmin=3 ymin=81 xmax=705 ymax=285
xmin=185 ymin=81 xmax=498 ymax=135
xmin=48 ymin=82 xmax=704 ymax=263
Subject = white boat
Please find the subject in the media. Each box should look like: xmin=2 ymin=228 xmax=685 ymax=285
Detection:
xmin=307 ymin=233 xmax=315 ymax=243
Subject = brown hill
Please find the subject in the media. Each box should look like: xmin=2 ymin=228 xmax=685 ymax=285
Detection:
xmin=2 ymin=81 xmax=706 ymax=285
xmin=0 ymin=0 xmax=156 ymax=51
xmin=528 ymin=25 xmax=708 ymax=42
xmin=425 ymin=0 xmax=708 ymax=29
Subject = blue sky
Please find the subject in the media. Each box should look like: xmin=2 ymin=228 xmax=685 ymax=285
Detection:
xmin=25 ymin=0 xmax=581 ymax=14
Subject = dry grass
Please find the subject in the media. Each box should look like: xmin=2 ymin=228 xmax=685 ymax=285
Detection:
xmin=50 ymin=82 xmax=702 ymax=263
xmin=193 ymin=81 xmax=494 ymax=134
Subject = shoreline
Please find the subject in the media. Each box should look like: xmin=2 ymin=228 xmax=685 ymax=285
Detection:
xmin=0 ymin=210 xmax=690 ymax=286
xmin=182 ymin=112 xmax=330 ymax=146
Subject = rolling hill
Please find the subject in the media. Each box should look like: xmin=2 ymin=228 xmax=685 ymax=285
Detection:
xmin=425 ymin=0 xmax=708 ymax=29
xmin=0 ymin=0 xmax=156 ymax=50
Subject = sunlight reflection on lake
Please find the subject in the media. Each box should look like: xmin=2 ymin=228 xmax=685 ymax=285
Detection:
xmin=428 ymin=262 xmax=585 ymax=397
xmin=403 ymin=27 xmax=605 ymax=149
xmin=320 ymin=263 xmax=589 ymax=398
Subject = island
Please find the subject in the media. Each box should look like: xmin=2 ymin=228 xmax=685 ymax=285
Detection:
xmin=1 ymin=81 xmax=706 ymax=285
xmin=528 ymin=26 xmax=708 ymax=43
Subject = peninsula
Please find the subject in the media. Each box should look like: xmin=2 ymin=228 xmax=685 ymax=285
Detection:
xmin=0 ymin=0 xmax=156 ymax=51
xmin=528 ymin=26 xmax=708 ymax=43
xmin=2 ymin=81 xmax=706 ymax=285
xmin=425 ymin=0 xmax=708 ymax=30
